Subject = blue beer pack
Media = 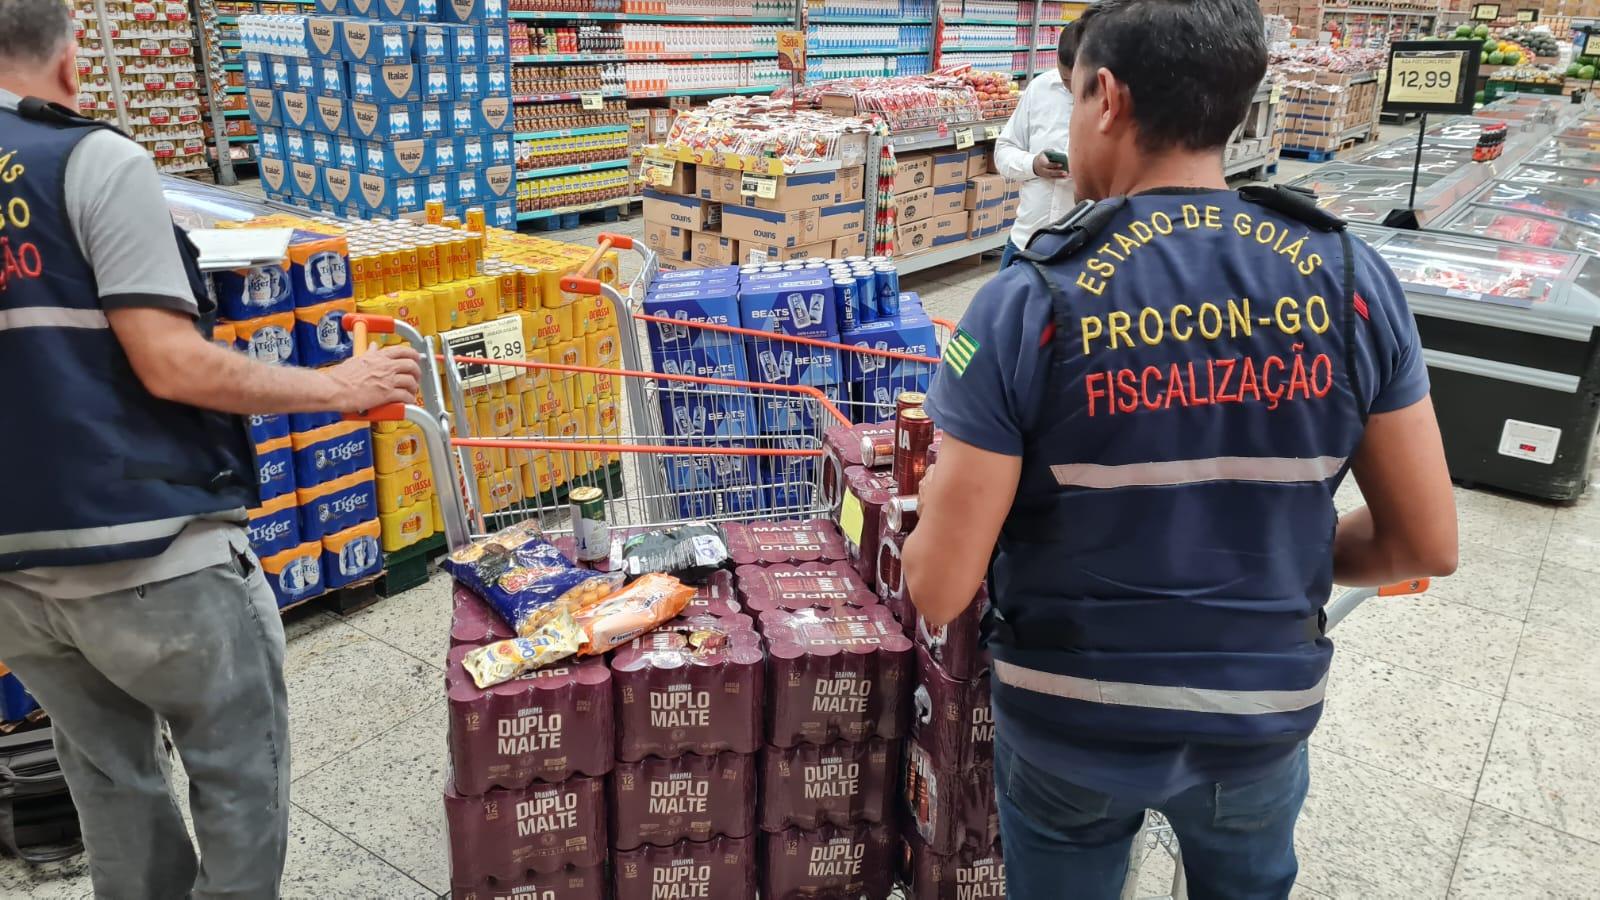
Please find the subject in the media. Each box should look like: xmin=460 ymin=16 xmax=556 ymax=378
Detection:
xmin=297 ymin=470 xmax=378 ymax=541
xmin=738 ymin=272 xmax=838 ymax=339
xmin=746 ymin=342 xmax=841 ymax=388
xmin=248 ymin=496 xmax=301 ymax=557
xmin=657 ymin=389 xmax=758 ymax=441
xmin=256 ymin=440 xmax=297 ymax=502
xmin=755 ymin=383 xmax=843 ymax=434
xmin=839 ymin=311 xmax=938 ymax=382
xmin=215 ymin=263 xmax=293 ymax=320
xmin=643 ymin=288 xmax=741 ymax=352
xmin=291 ymin=423 xmax=375 ymax=489
xmin=248 ymin=412 xmax=291 ymax=444
xmin=661 ymin=449 xmax=759 ymax=493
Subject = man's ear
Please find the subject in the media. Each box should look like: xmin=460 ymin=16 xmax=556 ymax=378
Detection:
xmin=1098 ymin=68 xmax=1131 ymax=136
xmin=56 ymin=43 xmax=81 ymax=108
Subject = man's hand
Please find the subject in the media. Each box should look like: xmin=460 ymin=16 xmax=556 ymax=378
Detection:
xmin=1033 ymin=152 xmax=1068 ymax=179
xmin=903 ymin=436 xmax=1021 ymax=629
xmin=325 ymin=344 xmax=424 ymax=413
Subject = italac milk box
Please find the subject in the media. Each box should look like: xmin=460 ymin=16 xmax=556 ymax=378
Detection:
xmin=739 ymin=272 xmax=838 ymax=339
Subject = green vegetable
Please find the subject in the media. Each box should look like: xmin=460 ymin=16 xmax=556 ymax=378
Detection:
xmin=1474 ymin=24 xmax=1490 ymax=38
xmin=1488 ymin=51 xmax=1506 ymax=65
xmin=1455 ymin=24 xmax=1474 ymax=37
xmin=1568 ymin=62 xmax=1584 ymax=78
xmin=1582 ymin=64 xmax=1597 ymax=81
xmin=1474 ymin=89 xmax=1486 ymax=104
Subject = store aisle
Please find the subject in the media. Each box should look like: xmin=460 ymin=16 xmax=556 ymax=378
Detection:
xmin=7 ymin=197 xmax=1600 ymax=900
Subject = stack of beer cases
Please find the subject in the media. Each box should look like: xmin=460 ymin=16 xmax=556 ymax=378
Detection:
xmin=217 ymin=230 xmax=381 ymax=608
xmin=240 ymin=0 xmax=518 ymax=227
xmin=444 ymin=585 xmax=614 ymax=900
xmin=838 ymin=291 xmax=937 ymax=425
xmin=827 ymin=415 xmax=1007 ymax=899
xmin=727 ymin=519 xmax=911 ymax=900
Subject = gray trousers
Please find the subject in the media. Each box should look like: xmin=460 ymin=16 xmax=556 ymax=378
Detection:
xmin=0 ymin=551 xmax=290 ymax=899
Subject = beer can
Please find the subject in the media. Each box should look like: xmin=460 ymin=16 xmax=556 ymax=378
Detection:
xmin=803 ymin=259 xmax=828 ymax=269
xmin=399 ymin=244 xmax=421 ymax=292
xmin=350 ymin=253 xmax=373 ymax=301
xmin=425 ymin=199 xmax=445 ymax=225
xmin=495 ymin=270 xmax=520 ymax=313
xmin=465 ymin=206 xmax=486 ymax=233
xmin=451 ymin=239 xmax=473 ymax=283
xmin=442 ymin=215 xmax=462 ymax=230
xmin=868 ymin=255 xmax=890 ymax=265
xmin=833 ymin=278 xmax=859 ymax=332
xmin=844 ymin=256 xmax=867 ymax=265
xmin=885 ymin=494 xmax=919 ymax=534
xmin=570 ymin=486 xmax=609 ymax=561
xmin=760 ymin=265 xmax=783 ymax=274
xmin=860 ymin=433 xmax=895 ymax=469
xmin=381 ymin=247 xmax=406 ymax=295
xmin=875 ymin=266 xmax=900 ymax=316
xmin=417 ymin=241 xmax=441 ymax=288
xmin=896 ymin=391 xmax=926 ymax=417
xmin=893 ymin=408 xmax=933 ymax=496
xmin=854 ymin=270 xmax=878 ymax=322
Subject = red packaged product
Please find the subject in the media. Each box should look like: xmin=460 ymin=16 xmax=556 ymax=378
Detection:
xmin=679 ymin=567 xmax=743 ymax=619
xmin=912 ymin=585 xmax=991 ymax=682
xmin=612 ymin=834 xmax=758 ymax=900
xmin=761 ymin=606 xmax=913 ymax=747
xmin=447 ymin=647 xmax=615 ymax=794
xmin=822 ymin=422 xmax=895 ymax=510
xmin=735 ymin=562 xmax=879 ymax=617
xmin=451 ymin=865 xmax=606 ymax=900
xmin=901 ymin=833 xmax=1006 ymax=900
xmin=758 ymin=737 xmax=898 ymax=832
xmin=903 ymin=741 xmax=999 ymax=855
xmin=721 ymin=518 xmax=849 ymax=566
xmin=761 ymin=821 xmax=897 ymax=900
xmin=839 ymin=465 xmax=895 ymax=588
xmin=910 ymin=643 xmax=993 ymax=773
xmin=875 ymin=520 xmax=910 ymax=630
xmin=609 ymin=750 xmax=756 ymax=850
xmin=451 ymin=582 xmax=516 ymax=647
xmin=610 ymin=616 xmax=765 ymax=761
xmin=444 ymin=775 xmax=607 ymax=885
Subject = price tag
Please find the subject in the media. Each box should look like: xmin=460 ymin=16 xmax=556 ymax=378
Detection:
xmin=954 ymin=127 xmax=974 ymax=150
xmin=776 ymin=29 xmax=806 ymax=73
xmin=1269 ymin=82 xmax=1283 ymax=105
xmin=745 ymin=248 xmax=769 ymax=266
xmin=1388 ymin=53 xmax=1464 ymax=105
xmin=579 ymin=92 xmax=603 ymax=110
xmin=1472 ymin=2 xmax=1499 ymax=20
xmin=839 ymin=491 xmax=865 ymax=546
xmin=741 ymin=173 xmax=778 ymax=199
xmin=1516 ymin=8 xmax=1538 ymax=23
xmin=936 ymin=122 xmax=949 ymax=137
xmin=1382 ymin=41 xmax=1478 ymax=114
xmin=442 ymin=315 xmax=525 ymax=388
xmin=640 ymin=157 xmax=676 ymax=188
xmin=1585 ymin=31 xmax=1600 ymax=58
xmin=982 ymin=124 xmax=1000 ymax=141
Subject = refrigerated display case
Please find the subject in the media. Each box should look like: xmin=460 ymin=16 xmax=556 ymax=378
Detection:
xmin=1437 ymin=206 xmax=1600 ymax=255
xmin=1351 ymin=224 xmax=1600 ymax=500
xmin=1475 ymin=180 xmax=1600 ymax=230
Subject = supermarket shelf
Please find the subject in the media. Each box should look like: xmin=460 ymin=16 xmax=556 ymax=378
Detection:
xmin=893 ymin=230 xmax=1009 ymax=275
xmin=942 ymin=18 xmax=1024 ymax=25
xmin=944 ymin=44 xmax=1031 ymax=52
xmin=629 ymin=84 xmax=780 ymax=98
xmin=224 ymin=85 xmax=245 ymax=93
xmin=227 ymin=134 xmax=258 ymax=143
xmin=512 ymin=90 xmax=626 ymax=103
xmin=883 ymin=119 xmax=1006 ymax=152
xmin=222 ymin=62 xmax=241 ymax=70
xmin=223 ymin=108 xmax=250 ymax=118
xmin=808 ymin=47 xmax=927 ymax=56
xmin=515 ymin=157 xmax=629 ymax=180
xmin=515 ymin=124 xmax=630 ymax=141
xmin=516 ymin=53 xmax=625 ymax=64
xmin=1223 ymin=152 xmax=1274 ymax=178
xmin=810 ymin=16 xmax=932 ymax=23
xmin=218 ymin=40 xmax=240 ymax=48
xmin=216 ymin=15 xmax=236 ymax=23
xmin=1321 ymin=5 xmax=1439 ymax=15
xmin=514 ymin=51 xmax=775 ymax=63
xmin=516 ymin=195 xmax=637 ymax=222
xmin=509 ymin=11 xmax=791 ymax=22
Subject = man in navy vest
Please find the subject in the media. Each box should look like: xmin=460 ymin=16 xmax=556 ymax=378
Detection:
xmin=0 ymin=1 xmax=422 ymax=895
xmin=903 ymin=1 xmax=1459 ymax=897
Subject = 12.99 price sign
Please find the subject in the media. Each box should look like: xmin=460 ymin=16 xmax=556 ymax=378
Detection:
xmin=1383 ymin=41 xmax=1481 ymax=115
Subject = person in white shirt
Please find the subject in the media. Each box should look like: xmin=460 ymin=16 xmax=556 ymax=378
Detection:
xmin=993 ymin=23 xmax=1080 ymax=268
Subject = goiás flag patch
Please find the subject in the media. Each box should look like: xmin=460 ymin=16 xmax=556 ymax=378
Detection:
xmin=943 ymin=328 xmax=980 ymax=377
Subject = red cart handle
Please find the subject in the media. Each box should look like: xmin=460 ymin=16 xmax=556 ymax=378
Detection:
xmin=340 ymin=313 xmax=404 ymax=422
xmin=559 ymin=232 xmax=632 ymax=296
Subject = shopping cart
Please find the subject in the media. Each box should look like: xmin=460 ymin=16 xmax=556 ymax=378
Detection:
xmin=1122 ymin=577 xmax=1430 ymax=900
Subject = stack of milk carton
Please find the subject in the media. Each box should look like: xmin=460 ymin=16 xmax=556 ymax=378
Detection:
xmin=241 ymin=0 xmax=517 ymax=226
xmin=214 ymin=230 xmax=381 ymax=608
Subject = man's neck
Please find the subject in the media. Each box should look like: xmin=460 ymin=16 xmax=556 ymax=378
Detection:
xmin=1108 ymin=149 xmax=1228 ymax=198
xmin=0 ymin=77 xmax=71 ymax=110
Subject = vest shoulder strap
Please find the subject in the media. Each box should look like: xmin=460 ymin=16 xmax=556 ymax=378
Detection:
xmin=13 ymin=97 xmax=123 ymax=137
xmin=1017 ymin=197 xmax=1128 ymax=264
xmin=1238 ymin=184 xmax=1346 ymax=233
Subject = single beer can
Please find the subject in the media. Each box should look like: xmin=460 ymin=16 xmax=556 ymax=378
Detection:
xmin=834 ymin=278 xmax=859 ymax=332
xmin=867 ymin=255 xmax=890 ymax=265
xmin=894 ymin=408 xmax=933 ymax=496
xmin=885 ymin=494 xmax=919 ymax=534
xmin=803 ymin=259 xmax=828 ymax=269
xmin=874 ymin=267 xmax=900 ymax=316
xmin=465 ymin=207 xmax=486 ymax=234
xmin=860 ymin=434 xmax=895 ymax=469
xmin=896 ymin=391 xmax=926 ymax=418
xmin=570 ymin=486 xmax=609 ymax=562
xmin=855 ymin=270 xmax=879 ymax=322
xmin=424 ymin=199 xmax=445 ymax=225
xmin=844 ymin=256 xmax=867 ymax=265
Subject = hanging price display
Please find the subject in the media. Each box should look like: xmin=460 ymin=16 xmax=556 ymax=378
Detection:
xmin=954 ymin=127 xmax=974 ymax=150
xmin=1382 ymin=41 xmax=1480 ymax=114
xmin=580 ymin=92 xmax=603 ymax=110
xmin=441 ymin=317 xmax=525 ymax=388
xmin=1472 ymin=3 xmax=1500 ymax=20
xmin=1516 ymin=8 xmax=1538 ymax=23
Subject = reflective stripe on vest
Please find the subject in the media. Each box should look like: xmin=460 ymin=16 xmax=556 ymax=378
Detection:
xmin=993 ymin=659 xmax=1329 ymax=715
xmin=0 ymin=307 xmax=109 ymax=332
xmin=1051 ymin=455 xmax=1347 ymax=489
xmin=0 ymin=513 xmax=197 ymax=555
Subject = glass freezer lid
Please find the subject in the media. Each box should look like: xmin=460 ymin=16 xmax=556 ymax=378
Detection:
xmin=1312 ymin=193 xmax=1405 ymax=223
xmin=1376 ymin=231 xmax=1574 ymax=308
xmin=1525 ymin=143 xmax=1600 ymax=172
xmin=1347 ymin=142 xmax=1473 ymax=174
xmin=1437 ymin=205 xmax=1600 ymax=256
xmin=1477 ymin=180 xmax=1600 ymax=231
xmin=1501 ymin=164 xmax=1600 ymax=193
xmin=1286 ymin=165 xmax=1440 ymax=200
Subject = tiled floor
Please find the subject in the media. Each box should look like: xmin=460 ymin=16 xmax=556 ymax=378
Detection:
xmin=8 ymin=137 xmax=1600 ymax=898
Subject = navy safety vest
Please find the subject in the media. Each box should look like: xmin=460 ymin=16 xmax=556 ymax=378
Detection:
xmin=0 ymin=99 xmax=258 ymax=571
xmin=989 ymin=186 xmax=1364 ymax=747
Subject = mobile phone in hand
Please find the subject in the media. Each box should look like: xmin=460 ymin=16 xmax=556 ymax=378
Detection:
xmin=1043 ymin=149 xmax=1069 ymax=169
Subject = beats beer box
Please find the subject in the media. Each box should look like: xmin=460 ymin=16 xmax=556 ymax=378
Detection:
xmin=642 ymin=288 xmax=740 ymax=351
xmin=756 ymin=382 xmax=842 ymax=435
xmin=258 ymin=156 xmax=289 ymax=198
xmin=654 ymin=341 xmax=749 ymax=382
xmin=747 ymin=342 xmax=841 ymax=387
xmin=656 ymin=389 xmax=757 ymax=441
xmin=656 ymin=265 xmax=739 ymax=284
xmin=839 ymin=313 xmax=938 ymax=382
xmin=260 ymin=541 xmax=323 ymax=609
xmin=340 ymin=21 xmax=413 ymax=66
xmin=347 ymin=0 xmax=377 ymax=15
xmin=296 ymin=467 xmax=376 ymax=542
xmin=739 ymin=272 xmax=839 ymax=339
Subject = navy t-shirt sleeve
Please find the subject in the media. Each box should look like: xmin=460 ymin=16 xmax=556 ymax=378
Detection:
xmin=923 ymin=266 xmax=1055 ymax=457
xmin=1347 ymin=240 xmax=1429 ymax=415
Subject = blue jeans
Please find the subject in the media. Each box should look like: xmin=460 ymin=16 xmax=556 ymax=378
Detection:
xmin=995 ymin=736 xmax=1309 ymax=900
xmin=999 ymin=239 xmax=1022 ymax=269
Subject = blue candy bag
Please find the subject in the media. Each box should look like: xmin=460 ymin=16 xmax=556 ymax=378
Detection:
xmin=442 ymin=519 xmax=623 ymax=636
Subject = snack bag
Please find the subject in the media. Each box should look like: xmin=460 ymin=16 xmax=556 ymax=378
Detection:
xmin=460 ymin=610 xmax=584 ymax=688
xmin=572 ymin=574 xmax=695 ymax=656
xmin=619 ymin=523 xmax=733 ymax=583
xmin=443 ymin=519 xmax=624 ymax=635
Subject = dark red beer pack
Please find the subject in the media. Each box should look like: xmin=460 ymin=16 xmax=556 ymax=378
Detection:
xmin=735 ymin=562 xmax=879 ymax=617
xmin=680 ymin=567 xmax=743 ymax=619
xmin=875 ymin=520 xmax=910 ymax=629
xmin=444 ymin=775 xmax=607 ymax=885
xmin=841 ymin=465 xmax=896 ymax=588
xmin=910 ymin=644 xmax=994 ymax=773
xmin=903 ymin=741 xmax=999 ymax=855
xmin=901 ymin=833 xmax=1006 ymax=900
xmin=610 ymin=750 xmax=756 ymax=850
xmin=761 ymin=605 xmax=912 ymax=747
xmin=451 ymin=582 xmax=516 ymax=647
xmin=450 ymin=865 xmax=606 ymax=900
xmin=610 ymin=617 xmax=764 ymax=761
xmin=612 ymin=834 xmax=758 ymax=900
xmin=822 ymin=422 xmax=895 ymax=512
xmin=447 ymin=648 xmax=615 ymax=794
xmin=761 ymin=821 xmax=897 ymax=900
xmin=722 ymin=518 xmax=849 ymax=565
xmin=759 ymin=736 xmax=898 ymax=832
xmin=911 ymin=585 xmax=990 ymax=682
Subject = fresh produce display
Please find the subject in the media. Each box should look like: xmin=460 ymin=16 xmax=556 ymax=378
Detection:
xmin=1488 ymin=64 xmax=1565 ymax=86
xmin=1566 ymin=56 xmax=1598 ymax=81
xmin=787 ymin=70 xmax=991 ymax=131
xmin=958 ymin=69 xmax=1020 ymax=120
xmin=1500 ymin=28 xmax=1561 ymax=60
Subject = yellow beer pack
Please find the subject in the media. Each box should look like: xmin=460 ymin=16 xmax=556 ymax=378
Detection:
xmin=373 ymin=423 xmax=426 ymax=474
xmin=376 ymin=462 xmax=435 ymax=513
xmin=379 ymin=503 xmax=433 ymax=553
xmin=460 ymin=277 xmax=497 ymax=324
xmin=468 ymin=444 xmax=507 ymax=480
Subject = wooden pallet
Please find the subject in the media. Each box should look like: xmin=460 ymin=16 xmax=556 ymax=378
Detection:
xmin=520 ymin=203 xmax=625 ymax=232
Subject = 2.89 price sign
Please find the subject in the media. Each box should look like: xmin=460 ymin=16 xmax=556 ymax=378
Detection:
xmin=1383 ymin=41 xmax=1480 ymax=115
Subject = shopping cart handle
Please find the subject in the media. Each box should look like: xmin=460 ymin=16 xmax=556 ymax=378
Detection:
xmin=344 ymin=403 xmax=406 ymax=422
xmin=597 ymin=232 xmax=633 ymax=250
xmin=1380 ymin=577 xmax=1429 ymax=596
xmin=341 ymin=313 xmax=397 ymax=335
xmin=559 ymin=275 xmax=603 ymax=296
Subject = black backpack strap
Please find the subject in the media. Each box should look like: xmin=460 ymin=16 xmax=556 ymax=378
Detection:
xmin=1337 ymin=228 xmax=1367 ymax=426
xmin=1238 ymin=184 xmax=1347 ymax=233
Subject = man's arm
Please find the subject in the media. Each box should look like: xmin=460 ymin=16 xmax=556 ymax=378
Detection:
xmin=109 ymin=307 xmax=422 ymax=415
xmin=904 ymin=437 xmax=1022 ymax=629
xmin=1333 ymin=396 xmax=1458 ymax=584
xmin=993 ymin=84 xmax=1038 ymax=182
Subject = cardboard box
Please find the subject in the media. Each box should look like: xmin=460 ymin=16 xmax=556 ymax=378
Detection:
xmin=320 ymin=166 xmax=358 ymax=208
xmin=314 ymin=59 xmax=345 ymax=98
xmin=244 ymin=54 xmax=268 ymax=88
xmin=739 ymin=272 xmax=838 ymax=338
xmin=246 ymin=88 xmax=279 ymax=127
xmin=839 ymin=313 xmax=937 ymax=382
xmin=893 ymin=153 xmax=933 ymax=193
xmin=259 ymin=126 xmax=283 ymax=160
xmin=470 ymin=96 xmax=511 ymax=132
xmin=260 ymin=156 xmax=288 ymax=196
xmin=314 ymin=95 xmax=348 ymax=134
xmin=967 ymin=206 xmax=1003 ymax=239
xmin=691 ymin=232 xmax=739 ymax=268
xmin=269 ymin=56 xmax=291 ymax=90
xmin=893 ymin=187 xmax=934 ymax=224
xmin=448 ymin=101 xmax=476 ymax=134
xmin=449 ymin=23 xmax=483 ymax=63
xmin=643 ymin=288 xmax=741 ymax=355
xmin=644 ymin=221 xmax=692 ymax=261
xmin=280 ymin=91 xmax=314 ymax=131
xmin=349 ymin=99 xmax=420 ymax=141
xmin=484 ymin=62 xmax=512 ymax=97
xmin=480 ymin=165 xmax=514 ymax=204
xmin=720 ymin=203 xmax=823 ymax=250
xmin=645 ymin=160 xmax=696 ymax=195
xmin=644 ymin=190 xmax=720 ymax=232
xmin=307 ymin=19 xmax=341 ymax=57
xmin=483 ymin=23 xmax=510 ymax=61
xmin=412 ymin=24 xmax=450 ymax=62
xmin=741 ymin=239 xmax=834 ymax=263
xmin=929 ymin=149 xmax=967 ymax=187
xmin=439 ymin=0 xmax=507 ymax=25
xmin=418 ymin=102 xmax=447 ymax=137
xmin=292 ymin=58 xmax=318 ymax=94
xmin=746 ymin=341 xmax=840 ymax=387
xmin=283 ymin=129 xmax=308 ymax=163
xmin=488 ymin=132 xmax=514 ymax=166
xmin=362 ymin=138 xmax=432 ymax=177
xmin=930 ymin=182 xmax=966 ymax=217
xmin=457 ymin=133 xmax=486 ymax=168
xmin=964 ymin=173 xmax=1007 ymax=210
xmin=454 ymin=65 xmax=484 ymax=99
xmin=291 ymin=161 xmax=323 ymax=202
xmin=452 ymin=168 xmax=480 ymax=206
xmin=309 ymin=133 xmax=334 ymax=166
xmin=431 ymin=136 xmax=457 ymax=171
xmin=897 ymin=217 xmax=933 ymax=256
xmin=341 ymin=21 xmax=413 ymax=65
xmin=813 ymin=200 xmax=865 ymax=242
xmin=423 ymin=174 xmax=449 ymax=206
xmin=965 ymin=146 xmax=991 ymax=178
xmin=418 ymin=63 xmax=454 ymax=101
xmin=703 ymin=165 xmax=865 ymax=211
xmin=929 ymin=212 xmax=968 ymax=247
xmin=833 ymin=232 xmax=868 ymax=258
xmin=377 ymin=0 xmax=420 ymax=20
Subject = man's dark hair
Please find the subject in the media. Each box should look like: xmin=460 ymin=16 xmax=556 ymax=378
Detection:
xmin=0 ymin=0 xmax=73 ymax=67
xmin=1073 ymin=0 xmax=1267 ymax=152
xmin=1057 ymin=20 xmax=1081 ymax=70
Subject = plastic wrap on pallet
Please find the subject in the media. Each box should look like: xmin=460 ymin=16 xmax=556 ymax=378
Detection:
xmin=903 ymin=739 xmax=999 ymax=855
xmin=901 ymin=833 xmax=1006 ymax=900
xmin=760 ymin=820 xmax=897 ymax=900
xmin=609 ymin=750 xmax=756 ymax=850
xmin=761 ymin=605 xmax=912 ymax=747
xmin=910 ymin=644 xmax=994 ymax=773
xmin=451 ymin=864 xmax=606 ymax=900
xmin=610 ymin=618 xmax=764 ymax=762
xmin=721 ymin=518 xmax=849 ymax=565
xmin=612 ymin=834 xmax=759 ymax=900
xmin=735 ymin=562 xmax=879 ymax=617
xmin=444 ymin=775 xmax=608 ymax=885
xmin=758 ymin=736 xmax=898 ymax=832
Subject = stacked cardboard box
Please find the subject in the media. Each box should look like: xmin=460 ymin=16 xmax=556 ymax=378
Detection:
xmin=892 ymin=148 xmax=985 ymax=257
xmin=1277 ymin=69 xmax=1380 ymax=154
xmin=1255 ymin=0 xmax=1324 ymax=30
xmin=243 ymin=0 xmax=518 ymax=227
